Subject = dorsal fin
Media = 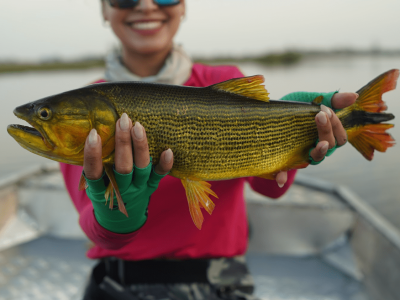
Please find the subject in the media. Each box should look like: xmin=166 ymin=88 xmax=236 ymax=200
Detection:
xmin=209 ymin=75 xmax=270 ymax=102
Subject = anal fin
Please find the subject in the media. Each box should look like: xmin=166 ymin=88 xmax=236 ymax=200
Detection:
xmin=181 ymin=178 xmax=218 ymax=230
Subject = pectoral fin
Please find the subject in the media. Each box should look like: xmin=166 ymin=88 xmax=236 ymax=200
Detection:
xmin=181 ymin=178 xmax=218 ymax=230
xmin=104 ymin=164 xmax=128 ymax=217
xmin=78 ymin=173 xmax=88 ymax=191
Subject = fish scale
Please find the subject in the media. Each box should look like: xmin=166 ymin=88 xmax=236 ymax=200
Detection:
xmin=8 ymin=71 xmax=398 ymax=229
xmin=98 ymin=84 xmax=319 ymax=180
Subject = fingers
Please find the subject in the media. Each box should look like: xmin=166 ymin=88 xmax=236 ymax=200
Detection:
xmin=117 ymin=117 xmax=171 ymax=176
xmin=315 ymin=107 xmax=336 ymax=149
xmin=154 ymin=149 xmax=174 ymax=175
xmin=131 ymin=121 xmax=151 ymax=168
xmin=115 ymin=113 xmax=133 ymax=174
xmin=311 ymin=102 xmax=349 ymax=162
xmin=331 ymin=92 xmax=358 ymax=110
xmin=83 ymin=129 xmax=104 ymax=180
xmin=323 ymin=105 xmax=348 ymax=146
xmin=309 ymin=140 xmax=329 ymax=162
xmin=276 ymin=171 xmax=287 ymax=188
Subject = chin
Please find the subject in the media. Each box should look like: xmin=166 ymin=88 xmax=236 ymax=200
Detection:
xmin=127 ymin=39 xmax=173 ymax=56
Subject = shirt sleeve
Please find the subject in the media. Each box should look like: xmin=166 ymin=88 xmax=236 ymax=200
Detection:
xmin=79 ymin=203 xmax=140 ymax=250
xmin=247 ymin=169 xmax=297 ymax=199
xmin=59 ymin=163 xmax=140 ymax=250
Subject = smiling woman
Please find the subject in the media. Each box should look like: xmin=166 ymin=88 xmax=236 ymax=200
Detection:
xmin=101 ymin=0 xmax=185 ymax=77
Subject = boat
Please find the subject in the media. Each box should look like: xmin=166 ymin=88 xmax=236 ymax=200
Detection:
xmin=0 ymin=163 xmax=399 ymax=299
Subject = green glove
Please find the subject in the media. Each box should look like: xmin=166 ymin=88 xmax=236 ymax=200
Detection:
xmin=279 ymin=91 xmax=339 ymax=165
xmin=85 ymin=159 xmax=167 ymax=233
xmin=279 ymin=91 xmax=337 ymax=108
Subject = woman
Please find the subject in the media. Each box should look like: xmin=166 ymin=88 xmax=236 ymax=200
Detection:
xmin=60 ymin=0 xmax=357 ymax=299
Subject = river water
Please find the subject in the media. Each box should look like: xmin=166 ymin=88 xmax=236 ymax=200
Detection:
xmin=1 ymin=56 xmax=399 ymax=229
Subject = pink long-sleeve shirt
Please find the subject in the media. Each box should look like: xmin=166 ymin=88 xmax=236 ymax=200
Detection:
xmin=60 ymin=63 xmax=297 ymax=260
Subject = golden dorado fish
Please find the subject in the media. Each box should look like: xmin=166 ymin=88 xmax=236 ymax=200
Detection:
xmin=7 ymin=70 xmax=397 ymax=229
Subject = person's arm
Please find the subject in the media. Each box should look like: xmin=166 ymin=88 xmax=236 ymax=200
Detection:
xmin=81 ymin=113 xmax=173 ymax=244
xmin=60 ymin=163 xmax=141 ymax=250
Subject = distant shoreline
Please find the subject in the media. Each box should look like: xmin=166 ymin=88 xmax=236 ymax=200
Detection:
xmin=1 ymin=50 xmax=400 ymax=74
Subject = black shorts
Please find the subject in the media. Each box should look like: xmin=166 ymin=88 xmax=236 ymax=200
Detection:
xmin=82 ymin=256 xmax=259 ymax=300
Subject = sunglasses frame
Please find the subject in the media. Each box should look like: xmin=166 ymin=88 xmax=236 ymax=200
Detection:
xmin=108 ymin=0 xmax=181 ymax=9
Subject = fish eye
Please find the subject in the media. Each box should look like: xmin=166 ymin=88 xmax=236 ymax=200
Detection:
xmin=38 ymin=107 xmax=52 ymax=120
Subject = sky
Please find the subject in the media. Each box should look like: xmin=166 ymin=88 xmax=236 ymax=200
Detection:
xmin=1 ymin=0 xmax=400 ymax=61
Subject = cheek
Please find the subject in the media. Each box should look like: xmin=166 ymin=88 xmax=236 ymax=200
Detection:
xmin=52 ymin=120 xmax=91 ymax=154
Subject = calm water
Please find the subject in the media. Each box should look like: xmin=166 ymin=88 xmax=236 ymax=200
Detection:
xmin=1 ymin=56 xmax=399 ymax=229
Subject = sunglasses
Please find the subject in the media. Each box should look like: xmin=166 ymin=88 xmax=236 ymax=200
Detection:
xmin=108 ymin=0 xmax=180 ymax=8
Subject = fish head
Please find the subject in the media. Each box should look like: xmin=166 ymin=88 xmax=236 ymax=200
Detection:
xmin=7 ymin=88 xmax=118 ymax=165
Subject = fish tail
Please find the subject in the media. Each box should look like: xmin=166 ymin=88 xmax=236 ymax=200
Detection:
xmin=338 ymin=69 xmax=398 ymax=160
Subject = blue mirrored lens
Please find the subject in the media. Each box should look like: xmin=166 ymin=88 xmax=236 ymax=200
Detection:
xmin=154 ymin=0 xmax=180 ymax=5
xmin=109 ymin=0 xmax=180 ymax=8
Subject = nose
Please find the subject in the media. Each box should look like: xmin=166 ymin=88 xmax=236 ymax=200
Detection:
xmin=14 ymin=103 xmax=34 ymax=119
xmin=135 ymin=0 xmax=159 ymax=11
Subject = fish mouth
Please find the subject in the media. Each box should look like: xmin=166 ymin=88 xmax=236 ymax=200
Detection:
xmin=7 ymin=123 xmax=53 ymax=156
xmin=8 ymin=124 xmax=42 ymax=138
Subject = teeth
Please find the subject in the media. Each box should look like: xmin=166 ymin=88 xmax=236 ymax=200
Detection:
xmin=132 ymin=21 xmax=162 ymax=30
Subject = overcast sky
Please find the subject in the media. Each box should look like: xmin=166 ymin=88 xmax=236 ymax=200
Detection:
xmin=1 ymin=0 xmax=399 ymax=61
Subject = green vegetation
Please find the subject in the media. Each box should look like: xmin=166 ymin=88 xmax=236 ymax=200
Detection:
xmin=253 ymin=51 xmax=302 ymax=65
xmin=0 ymin=59 xmax=105 ymax=74
xmin=1 ymin=48 xmax=400 ymax=74
xmin=194 ymin=51 xmax=302 ymax=66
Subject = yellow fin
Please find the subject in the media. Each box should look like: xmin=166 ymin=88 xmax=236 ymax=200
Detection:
xmin=210 ymin=75 xmax=270 ymax=102
xmin=78 ymin=173 xmax=88 ymax=191
xmin=181 ymin=178 xmax=218 ymax=230
xmin=312 ymin=95 xmax=324 ymax=105
xmin=347 ymin=124 xmax=395 ymax=161
xmin=104 ymin=164 xmax=128 ymax=217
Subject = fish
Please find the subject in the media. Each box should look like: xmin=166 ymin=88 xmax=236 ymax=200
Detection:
xmin=7 ymin=69 xmax=397 ymax=229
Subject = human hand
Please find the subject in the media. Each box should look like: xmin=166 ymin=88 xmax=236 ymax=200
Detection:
xmin=83 ymin=113 xmax=173 ymax=180
xmin=83 ymin=113 xmax=173 ymax=233
xmin=276 ymin=92 xmax=358 ymax=188
xmin=309 ymin=92 xmax=358 ymax=162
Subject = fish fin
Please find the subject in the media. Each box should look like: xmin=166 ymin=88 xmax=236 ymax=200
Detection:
xmin=104 ymin=183 xmax=113 ymax=207
xmin=338 ymin=69 xmax=398 ymax=160
xmin=355 ymin=69 xmax=399 ymax=113
xmin=210 ymin=75 xmax=270 ymax=102
xmin=181 ymin=178 xmax=218 ymax=230
xmin=78 ymin=173 xmax=88 ymax=191
xmin=104 ymin=164 xmax=128 ymax=217
xmin=312 ymin=95 xmax=324 ymax=105
xmin=347 ymin=124 xmax=395 ymax=160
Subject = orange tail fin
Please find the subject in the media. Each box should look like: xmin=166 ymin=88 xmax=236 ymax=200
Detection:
xmin=339 ymin=69 xmax=398 ymax=160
